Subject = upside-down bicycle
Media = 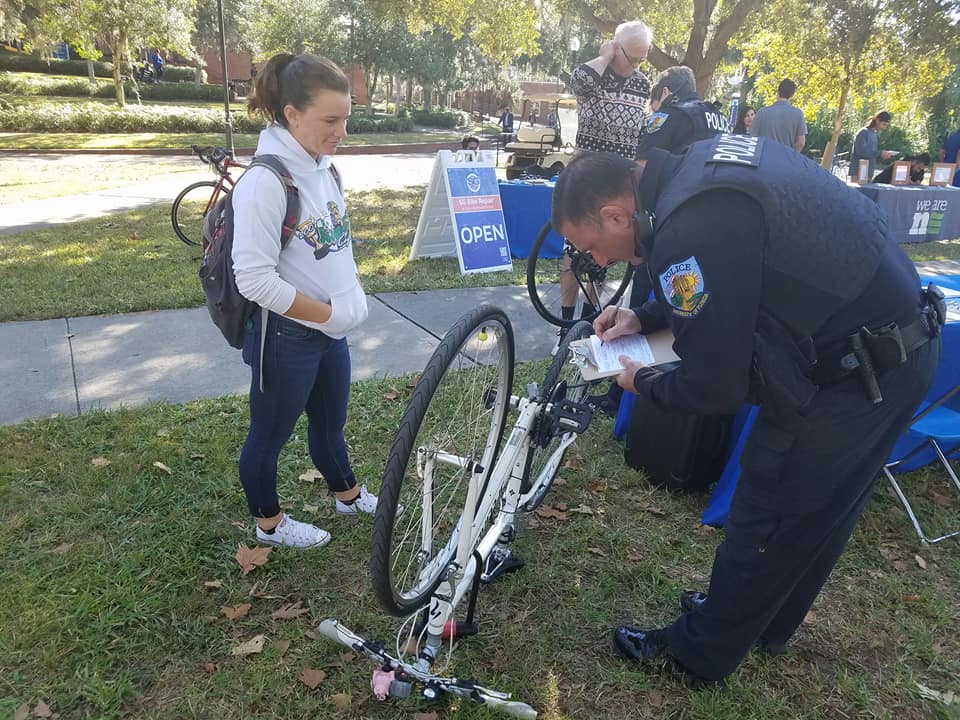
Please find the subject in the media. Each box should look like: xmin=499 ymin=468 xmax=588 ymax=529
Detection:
xmin=170 ymin=145 xmax=246 ymax=246
xmin=319 ymin=305 xmax=599 ymax=718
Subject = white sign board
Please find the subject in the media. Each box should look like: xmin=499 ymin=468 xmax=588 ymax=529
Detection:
xmin=409 ymin=150 xmax=512 ymax=274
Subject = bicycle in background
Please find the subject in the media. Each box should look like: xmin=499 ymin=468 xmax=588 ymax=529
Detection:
xmin=320 ymin=305 xmax=599 ymax=718
xmin=171 ymin=145 xmax=246 ymax=246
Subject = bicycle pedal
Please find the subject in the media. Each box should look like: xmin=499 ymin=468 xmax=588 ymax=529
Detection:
xmin=555 ymin=399 xmax=592 ymax=434
xmin=481 ymin=548 xmax=524 ymax=583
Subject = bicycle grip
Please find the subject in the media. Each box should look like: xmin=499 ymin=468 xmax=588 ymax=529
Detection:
xmin=316 ymin=619 xmax=363 ymax=649
xmin=482 ymin=696 xmax=538 ymax=719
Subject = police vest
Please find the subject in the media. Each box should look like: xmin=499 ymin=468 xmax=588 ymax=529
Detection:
xmin=651 ymin=135 xmax=889 ymax=338
xmin=669 ymin=99 xmax=730 ymax=149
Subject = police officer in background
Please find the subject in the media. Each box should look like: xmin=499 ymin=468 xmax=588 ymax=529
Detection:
xmin=635 ymin=65 xmax=730 ymax=159
xmin=551 ymin=136 xmax=943 ymax=685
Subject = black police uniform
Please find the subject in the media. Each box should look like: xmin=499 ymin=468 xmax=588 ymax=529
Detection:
xmin=624 ymin=135 xmax=942 ymax=681
xmin=628 ymin=94 xmax=730 ymax=308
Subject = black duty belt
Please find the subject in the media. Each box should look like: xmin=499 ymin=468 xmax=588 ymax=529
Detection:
xmin=812 ymin=310 xmax=939 ymax=403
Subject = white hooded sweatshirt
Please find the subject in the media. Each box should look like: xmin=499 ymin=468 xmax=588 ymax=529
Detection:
xmin=232 ymin=124 xmax=368 ymax=339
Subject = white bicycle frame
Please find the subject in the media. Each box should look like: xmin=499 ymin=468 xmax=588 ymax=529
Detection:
xmin=415 ymin=390 xmax=579 ymax=668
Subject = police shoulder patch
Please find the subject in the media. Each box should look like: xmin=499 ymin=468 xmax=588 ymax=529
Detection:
xmin=645 ymin=112 xmax=669 ymax=134
xmin=659 ymin=256 xmax=709 ymax=318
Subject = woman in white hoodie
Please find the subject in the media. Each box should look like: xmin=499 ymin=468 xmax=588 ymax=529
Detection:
xmin=232 ymin=53 xmax=374 ymax=548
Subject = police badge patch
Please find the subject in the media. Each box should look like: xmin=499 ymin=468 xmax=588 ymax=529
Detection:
xmin=659 ymin=256 xmax=709 ymax=317
xmin=645 ymin=112 xmax=669 ymax=134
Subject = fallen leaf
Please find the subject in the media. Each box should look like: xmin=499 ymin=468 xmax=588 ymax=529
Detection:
xmin=626 ymin=551 xmax=643 ymax=562
xmin=868 ymin=569 xmax=884 ymax=580
xmin=383 ymin=389 xmax=401 ymax=401
xmin=52 ymin=542 xmax=74 ymax=554
xmin=779 ymin=659 xmax=802 ymax=675
xmin=915 ymin=554 xmax=928 ymax=570
xmin=272 ymin=601 xmax=310 ymax=620
xmin=273 ymin=639 xmax=291 ymax=656
xmin=639 ymin=503 xmax=667 ymax=517
xmin=902 ymin=594 xmax=922 ymax=603
xmin=280 ymin=500 xmax=295 ymax=510
xmin=156 ymin=427 xmax=171 ymax=437
xmin=231 ymin=634 xmax=266 ymax=656
xmin=298 ymin=667 xmax=327 ymax=689
xmin=236 ymin=545 xmax=272 ymax=575
xmin=588 ymin=480 xmax=605 ymax=493
xmin=201 ymin=662 xmax=220 ymax=674
xmin=219 ymin=411 xmax=234 ymax=418
xmin=931 ymin=491 xmax=951 ymax=507
xmin=231 ymin=521 xmax=247 ymax=529
xmin=932 ymin=639 xmax=944 ymax=653
xmin=415 ymin=714 xmax=439 ymax=720
xmin=697 ymin=524 xmax=717 ymax=534
xmin=14 ymin=704 xmax=29 ymax=720
xmin=221 ymin=603 xmax=252 ymax=620
xmin=555 ymin=502 xmax=568 ymax=511
xmin=534 ymin=505 xmax=569 ymax=521
xmin=561 ymin=457 xmax=584 ymax=471
xmin=129 ymin=231 xmax=140 ymax=240
xmin=570 ymin=504 xmax=594 ymax=515
xmin=331 ymin=693 xmax=351 ymax=712
xmin=803 ymin=610 xmax=817 ymax=624
xmin=552 ymin=477 xmax=567 ymax=485
xmin=302 ymin=504 xmax=319 ymax=514
xmin=891 ymin=560 xmax=909 ymax=573
xmin=299 ymin=469 xmax=323 ymax=483
xmin=90 ymin=457 xmax=111 ymax=467
xmin=340 ymin=650 xmax=356 ymax=663
xmin=33 ymin=701 xmax=53 ymax=718
xmin=647 ymin=688 xmax=667 ymax=709
xmin=916 ymin=682 xmax=959 ymax=705
xmin=587 ymin=547 xmax=607 ymax=557
xmin=190 ymin=452 xmax=205 ymax=460
xmin=406 ymin=374 xmax=421 ymax=388
xmin=153 ymin=461 xmax=172 ymax=474
xmin=303 ymin=629 xmax=320 ymax=640
xmin=203 ymin=580 xmax=223 ymax=590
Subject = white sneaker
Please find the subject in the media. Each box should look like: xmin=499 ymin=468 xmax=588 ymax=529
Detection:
xmin=335 ymin=484 xmax=379 ymax=515
xmin=256 ymin=514 xmax=331 ymax=548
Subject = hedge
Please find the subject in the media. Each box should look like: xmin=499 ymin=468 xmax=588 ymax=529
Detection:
xmin=0 ymin=51 xmax=200 ymax=83
xmin=410 ymin=109 xmax=465 ymax=128
xmin=0 ymin=71 xmax=222 ymax=100
xmin=0 ymin=101 xmax=421 ymax=134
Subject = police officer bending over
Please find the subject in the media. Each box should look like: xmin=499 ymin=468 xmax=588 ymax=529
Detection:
xmin=635 ymin=65 xmax=730 ymax=159
xmin=551 ymin=137 xmax=943 ymax=686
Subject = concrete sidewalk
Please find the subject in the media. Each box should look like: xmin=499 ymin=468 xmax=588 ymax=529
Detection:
xmin=0 ymin=285 xmax=559 ymax=425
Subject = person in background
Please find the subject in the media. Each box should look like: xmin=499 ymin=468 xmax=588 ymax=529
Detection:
xmin=497 ymin=107 xmax=515 ymax=141
xmin=749 ymin=78 xmax=807 ymax=152
xmin=872 ymin=153 xmax=929 ymax=185
xmin=733 ymin=105 xmax=755 ymax=135
xmin=232 ymin=53 xmax=377 ymax=549
xmin=150 ymin=49 xmax=164 ymax=79
xmin=940 ymin=127 xmax=960 ymax=187
xmin=850 ymin=111 xmax=896 ymax=180
xmin=460 ymin=135 xmax=480 ymax=152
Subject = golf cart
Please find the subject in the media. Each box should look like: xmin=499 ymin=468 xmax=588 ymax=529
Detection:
xmin=504 ymin=92 xmax=577 ymax=180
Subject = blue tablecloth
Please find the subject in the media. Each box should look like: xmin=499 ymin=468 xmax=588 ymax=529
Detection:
xmin=498 ymin=180 xmax=564 ymax=259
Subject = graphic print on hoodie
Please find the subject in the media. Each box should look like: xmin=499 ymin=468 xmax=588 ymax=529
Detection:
xmin=298 ymin=201 xmax=350 ymax=260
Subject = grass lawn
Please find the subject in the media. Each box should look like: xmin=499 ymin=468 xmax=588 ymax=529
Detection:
xmin=1 ymin=367 xmax=958 ymax=719
xmin=0 ymin=187 xmax=529 ymax=321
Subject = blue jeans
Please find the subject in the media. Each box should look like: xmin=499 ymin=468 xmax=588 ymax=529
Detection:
xmin=239 ymin=311 xmax=356 ymax=518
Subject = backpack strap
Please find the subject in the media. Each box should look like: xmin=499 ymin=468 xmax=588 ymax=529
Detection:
xmin=245 ymin=154 xmax=302 ymax=393
xmin=329 ymin=162 xmax=343 ymax=193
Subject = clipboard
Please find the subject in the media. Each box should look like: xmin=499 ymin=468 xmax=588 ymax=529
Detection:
xmin=569 ymin=329 xmax=680 ymax=381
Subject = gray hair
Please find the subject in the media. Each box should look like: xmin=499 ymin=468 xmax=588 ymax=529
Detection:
xmin=650 ymin=65 xmax=696 ymax=101
xmin=614 ymin=20 xmax=653 ymax=48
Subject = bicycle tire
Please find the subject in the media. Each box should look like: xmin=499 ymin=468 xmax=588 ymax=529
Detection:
xmin=371 ymin=305 xmax=515 ymax=617
xmin=526 ymin=220 xmax=634 ymax=328
xmin=171 ymin=180 xmax=224 ymax=247
xmin=519 ymin=320 xmax=594 ymax=510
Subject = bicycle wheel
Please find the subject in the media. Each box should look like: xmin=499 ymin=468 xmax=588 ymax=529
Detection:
xmin=526 ymin=220 xmax=634 ymax=328
xmin=171 ymin=180 xmax=224 ymax=246
xmin=519 ymin=320 xmax=594 ymax=510
xmin=371 ymin=305 xmax=515 ymax=617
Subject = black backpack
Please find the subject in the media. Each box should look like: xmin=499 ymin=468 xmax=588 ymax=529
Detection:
xmin=199 ymin=155 xmax=301 ymax=349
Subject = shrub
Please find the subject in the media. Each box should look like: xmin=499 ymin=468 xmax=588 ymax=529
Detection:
xmin=410 ymin=109 xmax=464 ymax=128
xmin=0 ymin=51 xmax=199 ymax=82
xmin=0 ymin=100 xmax=266 ymax=133
xmin=0 ymin=71 xmax=222 ymax=100
xmin=346 ymin=115 xmax=414 ymax=133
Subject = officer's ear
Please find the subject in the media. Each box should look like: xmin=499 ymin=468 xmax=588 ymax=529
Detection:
xmin=597 ymin=202 xmax=632 ymax=231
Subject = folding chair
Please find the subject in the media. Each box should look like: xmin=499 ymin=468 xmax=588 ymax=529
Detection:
xmin=882 ymin=384 xmax=960 ymax=544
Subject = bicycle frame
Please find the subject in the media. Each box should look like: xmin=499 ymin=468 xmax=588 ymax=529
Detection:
xmin=408 ymin=391 xmax=580 ymax=668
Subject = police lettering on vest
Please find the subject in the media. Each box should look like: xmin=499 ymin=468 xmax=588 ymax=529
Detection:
xmin=709 ymin=134 xmax=761 ymax=166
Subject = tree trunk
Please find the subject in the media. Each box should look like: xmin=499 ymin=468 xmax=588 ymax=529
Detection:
xmin=366 ymin=66 xmax=379 ymax=115
xmin=109 ymin=36 xmax=126 ymax=108
xmin=821 ymin=59 xmax=853 ymax=171
xmin=86 ymin=59 xmax=96 ymax=87
xmin=405 ymin=79 xmax=413 ymax=106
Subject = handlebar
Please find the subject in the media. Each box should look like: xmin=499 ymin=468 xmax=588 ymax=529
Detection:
xmin=190 ymin=144 xmax=234 ymax=173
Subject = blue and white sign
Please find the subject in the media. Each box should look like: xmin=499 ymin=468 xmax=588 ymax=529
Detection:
xmin=409 ymin=150 xmax=512 ymax=275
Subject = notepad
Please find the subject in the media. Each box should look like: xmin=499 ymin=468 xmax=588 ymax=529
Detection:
xmin=569 ymin=329 xmax=680 ymax=381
